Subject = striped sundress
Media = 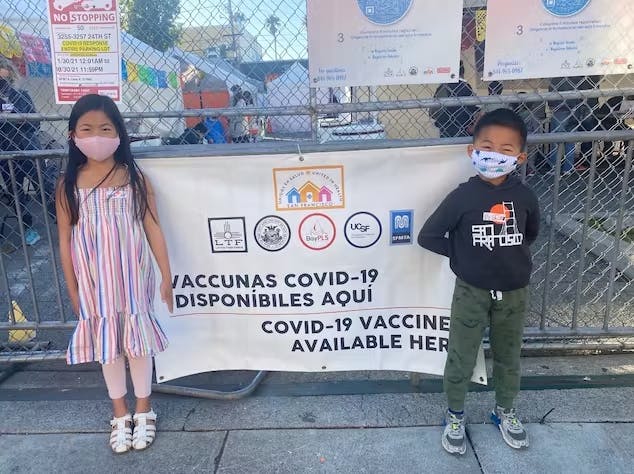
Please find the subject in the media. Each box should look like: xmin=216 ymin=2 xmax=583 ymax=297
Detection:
xmin=66 ymin=185 xmax=168 ymax=365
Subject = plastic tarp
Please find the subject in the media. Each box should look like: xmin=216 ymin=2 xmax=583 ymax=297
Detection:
xmin=168 ymin=47 xmax=260 ymax=96
xmin=181 ymin=74 xmax=227 ymax=94
xmin=266 ymin=62 xmax=350 ymax=134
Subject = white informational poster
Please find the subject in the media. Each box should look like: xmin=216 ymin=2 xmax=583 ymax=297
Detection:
xmin=484 ymin=0 xmax=633 ymax=80
xmin=306 ymin=0 xmax=463 ymax=88
xmin=46 ymin=0 xmax=122 ymax=103
xmin=146 ymin=146 xmax=487 ymax=384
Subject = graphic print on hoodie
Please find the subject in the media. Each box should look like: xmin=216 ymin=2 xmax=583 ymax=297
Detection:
xmin=418 ymin=175 xmax=540 ymax=292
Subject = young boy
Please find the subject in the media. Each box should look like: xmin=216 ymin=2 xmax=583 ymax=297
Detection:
xmin=418 ymin=108 xmax=540 ymax=454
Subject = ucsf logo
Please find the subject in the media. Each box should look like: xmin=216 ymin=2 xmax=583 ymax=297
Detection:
xmin=350 ymin=223 xmax=371 ymax=232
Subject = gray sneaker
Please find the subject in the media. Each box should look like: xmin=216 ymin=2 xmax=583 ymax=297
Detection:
xmin=442 ymin=410 xmax=466 ymax=455
xmin=491 ymin=406 xmax=529 ymax=449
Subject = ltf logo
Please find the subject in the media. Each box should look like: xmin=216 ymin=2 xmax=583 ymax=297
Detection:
xmin=208 ymin=217 xmax=248 ymax=253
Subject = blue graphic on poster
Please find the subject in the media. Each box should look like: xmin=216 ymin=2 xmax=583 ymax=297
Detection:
xmin=357 ymin=0 xmax=413 ymax=25
xmin=541 ymin=0 xmax=591 ymax=17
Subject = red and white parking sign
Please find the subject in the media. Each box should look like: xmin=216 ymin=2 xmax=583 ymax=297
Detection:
xmin=46 ymin=0 xmax=122 ymax=103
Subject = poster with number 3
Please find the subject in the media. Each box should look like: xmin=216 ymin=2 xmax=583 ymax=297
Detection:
xmin=484 ymin=0 xmax=634 ymax=80
xmin=307 ymin=0 xmax=463 ymax=88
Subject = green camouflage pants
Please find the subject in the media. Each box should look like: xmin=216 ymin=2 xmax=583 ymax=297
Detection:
xmin=444 ymin=278 xmax=528 ymax=411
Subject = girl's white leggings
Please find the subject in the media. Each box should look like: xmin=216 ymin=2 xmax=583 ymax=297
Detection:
xmin=101 ymin=356 xmax=153 ymax=399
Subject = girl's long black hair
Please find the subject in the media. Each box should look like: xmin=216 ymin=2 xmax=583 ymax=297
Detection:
xmin=62 ymin=94 xmax=151 ymax=225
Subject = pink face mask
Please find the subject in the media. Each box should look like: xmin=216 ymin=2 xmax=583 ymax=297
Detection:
xmin=74 ymin=136 xmax=120 ymax=161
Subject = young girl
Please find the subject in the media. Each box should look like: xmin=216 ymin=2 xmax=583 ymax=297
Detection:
xmin=56 ymin=94 xmax=173 ymax=454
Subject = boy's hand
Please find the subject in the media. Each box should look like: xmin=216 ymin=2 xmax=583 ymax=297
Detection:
xmin=160 ymin=279 xmax=174 ymax=313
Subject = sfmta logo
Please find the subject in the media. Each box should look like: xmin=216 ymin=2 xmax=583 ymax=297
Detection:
xmin=390 ymin=210 xmax=413 ymax=245
xmin=394 ymin=215 xmax=409 ymax=229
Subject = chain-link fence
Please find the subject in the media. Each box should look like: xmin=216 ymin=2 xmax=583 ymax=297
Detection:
xmin=1 ymin=0 xmax=634 ymax=361
xmin=2 ymin=1 xmax=634 ymax=142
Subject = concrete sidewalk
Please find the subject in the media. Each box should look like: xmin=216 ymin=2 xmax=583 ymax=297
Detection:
xmin=1 ymin=356 xmax=633 ymax=473
xmin=1 ymin=422 xmax=632 ymax=473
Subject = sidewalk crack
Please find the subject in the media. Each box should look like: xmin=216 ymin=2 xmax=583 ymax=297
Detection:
xmin=466 ymin=426 xmax=485 ymax=473
xmin=182 ymin=407 xmax=196 ymax=431
xmin=214 ymin=431 xmax=230 ymax=474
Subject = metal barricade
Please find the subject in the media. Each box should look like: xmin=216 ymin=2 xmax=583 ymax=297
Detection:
xmin=1 ymin=1 xmax=634 ymax=391
xmin=0 ymin=130 xmax=633 ymax=366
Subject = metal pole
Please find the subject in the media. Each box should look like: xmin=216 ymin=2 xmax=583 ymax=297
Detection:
xmin=0 ymin=246 xmax=14 ymax=324
xmin=571 ymin=142 xmax=599 ymax=328
xmin=34 ymin=159 xmax=66 ymax=323
xmin=4 ymin=89 xmax=634 ymax=123
xmin=540 ymin=143 xmax=564 ymax=329
xmin=152 ymin=370 xmax=267 ymax=400
xmin=309 ymin=87 xmax=318 ymax=142
xmin=603 ymin=141 xmax=633 ymax=329
xmin=227 ymin=0 xmax=239 ymax=65
xmin=8 ymin=160 xmax=41 ymax=324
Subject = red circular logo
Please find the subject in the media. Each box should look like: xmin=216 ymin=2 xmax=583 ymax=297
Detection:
xmin=298 ymin=213 xmax=336 ymax=250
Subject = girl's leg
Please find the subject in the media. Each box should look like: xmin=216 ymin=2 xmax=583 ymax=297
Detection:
xmin=128 ymin=355 xmax=153 ymax=413
xmin=102 ymin=358 xmax=133 ymax=453
xmin=129 ymin=356 xmax=156 ymax=450
xmin=101 ymin=357 xmax=129 ymax=417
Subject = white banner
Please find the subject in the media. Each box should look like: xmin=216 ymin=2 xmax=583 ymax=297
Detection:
xmin=144 ymin=146 xmax=486 ymax=384
xmin=306 ymin=0 xmax=463 ymax=88
xmin=484 ymin=0 xmax=633 ymax=80
xmin=46 ymin=0 xmax=122 ymax=103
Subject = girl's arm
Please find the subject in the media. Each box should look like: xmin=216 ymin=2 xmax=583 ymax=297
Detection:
xmin=55 ymin=180 xmax=80 ymax=315
xmin=142 ymin=176 xmax=173 ymax=313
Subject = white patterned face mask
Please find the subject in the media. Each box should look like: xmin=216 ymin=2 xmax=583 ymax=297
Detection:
xmin=471 ymin=149 xmax=518 ymax=179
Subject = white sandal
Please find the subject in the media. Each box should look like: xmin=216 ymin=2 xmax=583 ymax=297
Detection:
xmin=109 ymin=413 xmax=133 ymax=454
xmin=132 ymin=409 xmax=157 ymax=451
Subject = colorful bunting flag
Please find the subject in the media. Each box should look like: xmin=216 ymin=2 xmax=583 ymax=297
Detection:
xmin=138 ymin=64 xmax=157 ymax=86
xmin=168 ymin=71 xmax=179 ymax=88
xmin=156 ymin=70 xmax=168 ymax=88
xmin=18 ymin=33 xmax=52 ymax=77
xmin=126 ymin=61 xmax=139 ymax=82
xmin=0 ymin=23 xmax=23 ymax=59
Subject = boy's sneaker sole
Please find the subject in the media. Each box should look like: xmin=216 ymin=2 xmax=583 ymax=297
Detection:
xmin=490 ymin=411 xmax=529 ymax=449
xmin=441 ymin=434 xmax=467 ymax=455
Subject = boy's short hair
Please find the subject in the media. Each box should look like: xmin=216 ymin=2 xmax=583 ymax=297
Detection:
xmin=473 ymin=108 xmax=528 ymax=150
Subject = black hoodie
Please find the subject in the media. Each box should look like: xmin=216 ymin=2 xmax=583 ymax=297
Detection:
xmin=418 ymin=175 xmax=540 ymax=292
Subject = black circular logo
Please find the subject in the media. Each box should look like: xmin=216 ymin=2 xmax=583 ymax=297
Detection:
xmin=254 ymin=216 xmax=291 ymax=252
xmin=344 ymin=212 xmax=382 ymax=249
